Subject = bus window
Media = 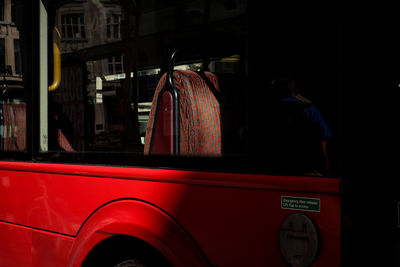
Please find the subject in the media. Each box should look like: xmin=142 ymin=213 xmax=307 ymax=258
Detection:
xmin=41 ymin=0 xmax=341 ymax=176
xmin=45 ymin=0 xmax=247 ymax=158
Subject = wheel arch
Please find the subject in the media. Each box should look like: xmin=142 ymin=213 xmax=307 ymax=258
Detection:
xmin=81 ymin=234 xmax=171 ymax=267
xmin=68 ymin=198 xmax=210 ymax=267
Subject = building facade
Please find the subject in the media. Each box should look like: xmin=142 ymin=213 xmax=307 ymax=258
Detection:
xmin=0 ymin=0 xmax=22 ymax=91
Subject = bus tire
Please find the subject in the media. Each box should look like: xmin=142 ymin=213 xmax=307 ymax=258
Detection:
xmin=82 ymin=235 xmax=172 ymax=267
xmin=114 ymin=259 xmax=148 ymax=267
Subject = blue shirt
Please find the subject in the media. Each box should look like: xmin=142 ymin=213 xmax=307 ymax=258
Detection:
xmin=280 ymin=95 xmax=332 ymax=141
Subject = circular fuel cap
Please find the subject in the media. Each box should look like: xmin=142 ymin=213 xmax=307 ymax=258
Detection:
xmin=279 ymin=213 xmax=319 ymax=267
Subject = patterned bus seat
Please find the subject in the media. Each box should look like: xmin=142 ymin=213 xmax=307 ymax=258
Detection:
xmin=3 ymin=103 xmax=26 ymax=151
xmin=144 ymin=70 xmax=221 ymax=156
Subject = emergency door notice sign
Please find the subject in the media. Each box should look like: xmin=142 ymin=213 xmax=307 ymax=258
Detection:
xmin=281 ymin=196 xmax=320 ymax=212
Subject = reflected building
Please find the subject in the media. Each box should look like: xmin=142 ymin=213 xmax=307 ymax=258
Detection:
xmin=55 ymin=0 xmax=124 ymax=79
xmin=53 ymin=0 xmax=128 ymax=146
xmin=0 ymin=0 xmax=25 ymax=152
xmin=0 ymin=0 xmax=22 ymax=94
xmin=51 ymin=0 xmax=243 ymax=149
xmin=53 ymin=0 xmax=155 ymax=145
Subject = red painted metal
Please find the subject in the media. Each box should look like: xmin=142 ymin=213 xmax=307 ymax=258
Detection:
xmin=151 ymin=90 xmax=174 ymax=154
xmin=0 ymin=221 xmax=32 ymax=266
xmin=0 ymin=161 xmax=341 ymax=266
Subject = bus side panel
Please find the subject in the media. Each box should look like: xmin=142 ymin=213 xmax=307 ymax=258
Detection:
xmin=0 ymin=221 xmax=32 ymax=267
xmin=0 ymin=162 xmax=340 ymax=266
xmin=175 ymin=184 xmax=340 ymax=266
xmin=68 ymin=200 xmax=209 ymax=267
xmin=31 ymin=230 xmax=74 ymax=267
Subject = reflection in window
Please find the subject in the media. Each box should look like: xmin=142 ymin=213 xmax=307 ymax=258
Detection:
xmin=0 ymin=2 xmax=25 ymax=153
xmin=108 ymin=56 xmax=124 ymax=74
xmin=11 ymin=0 xmax=15 ymax=23
xmin=48 ymin=0 xmax=249 ymax=157
xmin=0 ymin=0 xmax=4 ymax=21
xmin=106 ymin=13 xmax=121 ymax=40
xmin=61 ymin=13 xmax=86 ymax=40
xmin=0 ymin=38 xmax=4 ymax=73
xmin=13 ymin=39 xmax=21 ymax=75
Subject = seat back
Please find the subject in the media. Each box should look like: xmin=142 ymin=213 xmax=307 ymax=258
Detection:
xmin=58 ymin=129 xmax=75 ymax=152
xmin=144 ymin=70 xmax=221 ymax=156
xmin=3 ymin=102 xmax=26 ymax=151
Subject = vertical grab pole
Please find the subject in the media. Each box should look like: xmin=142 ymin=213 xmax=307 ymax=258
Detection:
xmin=39 ymin=0 xmax=48 ymax=152
xmin=167 ymin=50 xmax=180 ymax=155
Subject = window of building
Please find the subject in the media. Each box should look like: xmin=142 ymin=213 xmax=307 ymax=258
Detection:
xmin=0 ymin=0 xmax=4 ymax=21
xmin=14 ymin=39 xmax=21 ymax=75
xmin=106 ymin=13 xmax=121 ymax=40
xmin=11 ymin=0 xmax=16 ymax=23
xmin=0 ymin=38 xmax=4 ymax=73
xmin=61 ymin=13 xmax=86 ymax=41
xmin=107 ymin=56 xmax=124 ymax=74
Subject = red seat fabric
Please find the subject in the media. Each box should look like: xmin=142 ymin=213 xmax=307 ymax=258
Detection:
xmin=144 ymin=70 xmax=221 ymax=156
xmin=58 ymin=129 xmax=75 ymax=152
xmin=3 ymin=103 xmax=26 ymax=151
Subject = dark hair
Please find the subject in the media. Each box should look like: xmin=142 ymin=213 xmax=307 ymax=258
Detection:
xmin=270 ymin=76 xmax=296 ymax=100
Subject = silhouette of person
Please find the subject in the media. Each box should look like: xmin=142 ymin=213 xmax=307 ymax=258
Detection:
xmin=270 ymin=76 xmax=332 ymax=176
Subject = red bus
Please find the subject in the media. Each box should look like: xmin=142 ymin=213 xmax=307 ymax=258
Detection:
xmin=0 ymin=0 xmax=344 ymax=266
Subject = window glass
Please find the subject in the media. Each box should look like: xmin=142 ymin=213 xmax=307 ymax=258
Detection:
xmin=0 ymin=38 xmax=4 ymax=73
xmin=247 ymin=0 xmax=342 ymax=177
xmin=44 ymin=0 xmax=341 ymax=177
xmin=47 ymin=0 xmax=247 ymax=156
xmin=0 ymin=0 xmax=3 ymax=21
xmin=60 ymin=13 xmax=86 ymax=41
xmin=106 ymin=13 xmax=122 ymax=40
xmin=13 ymin=39 xmax=21 ymax=75
xmin=10 ymin=0 xmax=15 ymax=23
xmin=0 ymin=0 xmax=28 ymax=153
